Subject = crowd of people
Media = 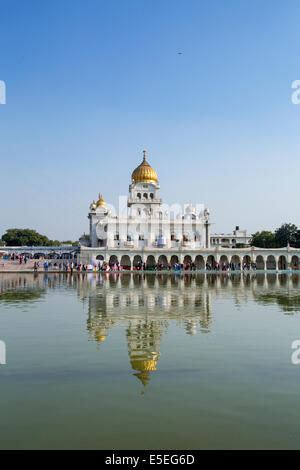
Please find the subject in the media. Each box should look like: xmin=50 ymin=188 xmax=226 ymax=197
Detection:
xmin=1 ymin=253 xmax=257 ymax=272
xmin=2 ymin=254 xmax=30 ymax=264
xmin=206 ymin=261 xmax=256 ymax=271
xmin=0 ymin=253 xmax=76 ymax=261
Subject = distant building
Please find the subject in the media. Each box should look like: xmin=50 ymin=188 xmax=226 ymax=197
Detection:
xmin=210 ymin=226 xmax=251 ymax=248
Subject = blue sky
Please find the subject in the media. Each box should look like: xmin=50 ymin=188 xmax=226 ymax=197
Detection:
xmin=1 ymin=0 xmax=300 ymax=240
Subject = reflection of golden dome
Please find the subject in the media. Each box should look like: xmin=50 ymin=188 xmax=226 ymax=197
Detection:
xmin=130 ymin=359 xmax=157 ymax=372
xmin=133 ymin=371 xmax=152 ymax=387
xmin=96 ymin=193 xmax=106 ymax=207
xmin=131 ymin=358 xmax=157 ymax=387
xmin=95 ymin=329 xmax=106 ymax=342
xmin=131 ymin=151 xmax=158 ymax=184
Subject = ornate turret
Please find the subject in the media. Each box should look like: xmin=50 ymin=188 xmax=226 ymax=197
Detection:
xmin=90 ymin=200 xmax=97 ymax=211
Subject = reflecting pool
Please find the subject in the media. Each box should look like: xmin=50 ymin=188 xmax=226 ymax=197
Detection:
xmin=1 ymin=272 xmax=300 ymax=449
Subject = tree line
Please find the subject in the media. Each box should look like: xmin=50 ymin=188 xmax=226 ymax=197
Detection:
xmin=250 ymin=224 xmax=300 ymax=248
xmin=0 ymin=229 xmax=78 ymax=247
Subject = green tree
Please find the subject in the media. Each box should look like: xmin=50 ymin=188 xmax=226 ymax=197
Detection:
xmin=1 ymin=229 xmax=50 ymax=246
xmin=295 ymin=230 xmax=300 ymax=248
xmin=48 ymin=240 xmax=62 ymax=246
xmin=275 ymin=223 xmax=298 ymax=247
xmin=250 ymin=231 xmax=277 ymax=248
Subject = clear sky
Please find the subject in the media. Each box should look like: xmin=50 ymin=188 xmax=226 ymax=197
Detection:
xmin=1 ymin=0 xmax=300 ymax=240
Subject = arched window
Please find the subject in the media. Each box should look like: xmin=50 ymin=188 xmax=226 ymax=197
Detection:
xmin=137 ymin=193 xmax=141 ymax=199
xmin=150 ymin=193 xmax=154 ymax=199
xmin=143 ymin=193 xmax=148 ymax=199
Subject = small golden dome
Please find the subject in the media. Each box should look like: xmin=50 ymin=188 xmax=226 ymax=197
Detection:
xmin=96 ymin=193 xmax=106 ymax=207
xmin=131 ymin=150 xmax=158 ymax=184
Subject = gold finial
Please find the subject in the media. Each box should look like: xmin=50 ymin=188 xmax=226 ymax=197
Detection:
xmin=96 ymin=193 xmax=106 ymax=207
xmin=143 ymin=150 xmax=146 ymax=161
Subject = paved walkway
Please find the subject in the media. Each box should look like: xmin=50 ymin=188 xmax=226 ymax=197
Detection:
xmin=0 ymin=259 xmax=63 ymax=272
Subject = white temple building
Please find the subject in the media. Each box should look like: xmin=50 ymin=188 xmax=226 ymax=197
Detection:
xmin=80 ymin=151 xmax=292 ymax=270
xmin=87 ymin=151 xmax=211 ymax=251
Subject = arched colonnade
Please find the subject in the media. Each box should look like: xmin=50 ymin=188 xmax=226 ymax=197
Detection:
xmin=94 ymin=252 xmax=300 ymax=271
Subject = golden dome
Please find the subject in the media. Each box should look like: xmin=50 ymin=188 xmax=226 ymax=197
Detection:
xmin=131 ymin=150 xmax=158 ymax=184
xmin=96 ymin=193 xmax=106 ymax=207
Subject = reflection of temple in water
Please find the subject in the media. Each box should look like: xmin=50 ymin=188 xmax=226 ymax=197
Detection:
xmin=127 ymin=319 xmax=164 ymax=386
xmin=84 ymin=286 xmax=166 ymax=385
xmin=1 ymin=271 xmax=300 ymax=386
xmin=74 ymin=271 xmax=300 ymax=385
xmin=78 ymin=273 xmax=213 ymax=386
